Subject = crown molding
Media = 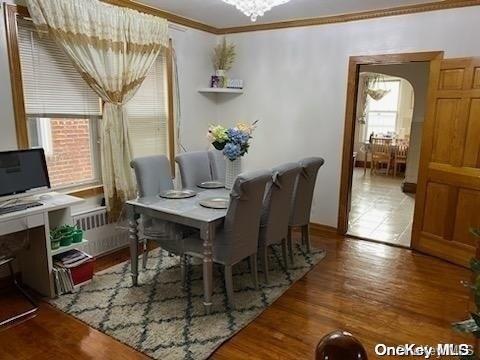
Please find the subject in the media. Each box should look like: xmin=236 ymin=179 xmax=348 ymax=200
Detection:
xmin=6 ymin=0 xmax=480 ymax=35
xmin=103 ymin=0 xmax=221 ymax=34
xmin=218 ymin=0 xmax=480 ymax=34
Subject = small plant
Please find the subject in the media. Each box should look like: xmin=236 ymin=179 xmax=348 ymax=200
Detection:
xmin=452 ymin=228 xmax=480 ymax=359
xmin=212 ymin=37 xmax=236 ymax=71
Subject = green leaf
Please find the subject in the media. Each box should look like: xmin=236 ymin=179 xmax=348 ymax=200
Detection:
xmin=471 ymin=257 xmax=480 ymax=274
xmin=471 ymin=228 xmax=480 ymax=238
xmin=472 ymin=313 xmax=480 ymax=327
xmin=460 ymin=354 xmax=477 ymax=360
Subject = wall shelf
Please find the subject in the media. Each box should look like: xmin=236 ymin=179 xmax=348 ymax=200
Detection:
xmin=198 ymin=87 xmax=244 ymax=94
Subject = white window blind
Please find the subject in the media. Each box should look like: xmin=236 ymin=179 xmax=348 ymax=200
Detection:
xmin=17 ymin=19 xmax=101 ymax=117
xmin=126 ymin=54 xmax=169 ymax=159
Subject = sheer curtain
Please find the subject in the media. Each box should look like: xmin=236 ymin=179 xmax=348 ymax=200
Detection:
xmin=27 ymin=0 xmax=169 ymax=211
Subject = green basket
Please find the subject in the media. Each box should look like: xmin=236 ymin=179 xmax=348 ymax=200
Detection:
xmin=72 ymin=229 xmax=83 ymax=243
xmin=60 ymin=233 xmax=74 ymax=247
xmin=51 ymin=239 xmax=61 ymax=250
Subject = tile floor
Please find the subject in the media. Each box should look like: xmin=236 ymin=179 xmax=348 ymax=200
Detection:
xmin=348 ymin=168 xmax=415 ymax=247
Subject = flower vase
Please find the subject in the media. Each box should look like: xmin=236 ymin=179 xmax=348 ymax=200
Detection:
xmin=225 ymin=158 xmax=241 ymax=190
xmin=216 ymin=69 xmax=227 ymax=88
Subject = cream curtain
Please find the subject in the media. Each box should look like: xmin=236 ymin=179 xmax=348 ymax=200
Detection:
xmin=27 ymin=0 xmax=169 ymax=210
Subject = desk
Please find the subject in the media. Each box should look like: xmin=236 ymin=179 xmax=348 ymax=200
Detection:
xmin=0 ymin=192 xmax=83 ymax=297
xmin=125 ymin=188 xmax=228 ymax=313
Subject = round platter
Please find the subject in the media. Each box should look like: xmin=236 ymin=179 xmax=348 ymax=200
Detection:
xmin=197 ymin=181 xmax=225 ymax=189
xmin=199 ymin=197 xmax=229 ymax=209
xmin=157 ymin=189 xmax=197 ymax=199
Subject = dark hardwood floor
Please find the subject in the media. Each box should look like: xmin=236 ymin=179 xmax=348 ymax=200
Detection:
xmin=0 ymin=233 xmax=473 ymax=359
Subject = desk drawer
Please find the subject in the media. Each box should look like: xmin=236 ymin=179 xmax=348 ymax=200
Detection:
xmin=0 ymin=214 xmax=45 ymax=236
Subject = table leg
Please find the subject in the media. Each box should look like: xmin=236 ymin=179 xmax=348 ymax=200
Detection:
xmin=364 ymin=149 xmax=367 ymax=175
xmin=127 ymin=205 xmax=139 ymax=286
xmin=201 ymin=223 xmax=215 ymax=314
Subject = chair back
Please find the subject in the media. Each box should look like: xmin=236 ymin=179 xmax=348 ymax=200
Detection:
xmin=395 ymin=142 xmax=409 ymax=160
xmin=290 ymin=157 xmax=325 ymax=226
xmin=208 ymin=150 xmax=226 ymax=182
xmin=131 ymin=155 xmax=173 ymax=197
xmin=220 ymin=169 xmax=271 ymax=264
xmin=371 ymin=138 xmax=391 ymax=157
xmin=259 ymin=163 xmax=302 ymax=247
xmin=175 ymin=151 xmax=212 ymax=189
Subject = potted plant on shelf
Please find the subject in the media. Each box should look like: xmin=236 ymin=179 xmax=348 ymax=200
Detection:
xmin=452 ymin=228 xmax=480 ymax=359
xmin=211 ymin=37 xmax=236 ymax=88
xmin=208 ymin=121 xmax=258 ymax=189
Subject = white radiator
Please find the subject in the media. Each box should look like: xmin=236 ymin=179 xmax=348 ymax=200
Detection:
xmin=72 ymin=207 xmax=129 ymax=257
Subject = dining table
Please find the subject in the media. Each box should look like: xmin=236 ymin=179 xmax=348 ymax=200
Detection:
xmin=125 ymin=188 xmax=229 ymax=314
xmin=360 ymin=138 xmax=405 ymax=175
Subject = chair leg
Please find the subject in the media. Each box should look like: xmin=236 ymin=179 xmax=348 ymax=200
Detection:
xmin=261 ymin=246 xmax=269 ymax=284
xmin=287 ymin=226 xmax=295 ymax=264
xmin=302 ymin=224 xmax=311 ymax=253
xmin=224 ymin=265 xmax=234 ymax=307
xmin=249 ymin=254 xmax=259 ymax=290
xmin=281 ymin=239 xmax=288 ymax=269
xmin=142 ymin=239 xmax=148 ymax=270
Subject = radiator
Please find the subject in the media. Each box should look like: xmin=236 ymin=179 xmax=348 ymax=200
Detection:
xmin=72 ymin=207 xmax=129 ymax=257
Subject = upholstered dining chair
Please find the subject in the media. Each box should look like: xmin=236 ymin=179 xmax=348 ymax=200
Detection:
xmin=131 ymin=155 xmax=186 ymax=269
xmin=175 ymin=151 xmax=213 ymax=189
xmin=160 ymin=169 xmax=271 ymax=306
xmin=258 ymin=162 xmax=301 ymax=283
xmin=287 ymin=157 xmax=325 ymax=262
xmin=208 ymin=150 xmax=226 ymax=183
xmin=0 ymin=234 xmax=38 ymax=326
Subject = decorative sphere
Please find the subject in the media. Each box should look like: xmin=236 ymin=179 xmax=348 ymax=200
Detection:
xmin=315 ymin=330 xmax=368 ymax=360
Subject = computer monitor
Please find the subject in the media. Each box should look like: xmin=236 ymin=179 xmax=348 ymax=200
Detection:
xmin=0 ymin=149 xmax=51 ymax=197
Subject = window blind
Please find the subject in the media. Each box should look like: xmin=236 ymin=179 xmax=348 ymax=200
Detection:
xmin=17 ymin=19 xmax=101 ymax=117
xmin=126 ymin=54 xmax=169 ymax=159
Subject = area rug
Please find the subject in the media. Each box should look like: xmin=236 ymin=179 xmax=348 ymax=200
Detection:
xmin=50 ymin=244 xmax=326 ymax=360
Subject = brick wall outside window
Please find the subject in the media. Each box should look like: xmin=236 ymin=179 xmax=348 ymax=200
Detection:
xmin=46 ymin=119 xmax=95 ymax=188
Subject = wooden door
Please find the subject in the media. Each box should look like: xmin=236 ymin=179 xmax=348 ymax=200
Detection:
xmin=412 ymin=58 xmax=480 ymax=267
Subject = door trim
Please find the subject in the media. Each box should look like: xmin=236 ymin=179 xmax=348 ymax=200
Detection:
xmin=337 ymin=51 xmax=444 ymax=235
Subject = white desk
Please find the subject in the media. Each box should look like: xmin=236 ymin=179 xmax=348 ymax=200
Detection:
xmin=0 ymin=192 xmax=84 ymax=298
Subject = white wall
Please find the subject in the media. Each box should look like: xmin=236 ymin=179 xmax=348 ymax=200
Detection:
xmin=216 ymin=6 xmax=480 ymax=227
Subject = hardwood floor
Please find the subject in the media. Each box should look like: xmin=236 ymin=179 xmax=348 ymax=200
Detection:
xmin=0 ymin=234 xmax=473 ymax=359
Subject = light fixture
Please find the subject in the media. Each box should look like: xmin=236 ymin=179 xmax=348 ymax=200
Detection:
xmin=221 ymin=0 xmax=292 ymax=22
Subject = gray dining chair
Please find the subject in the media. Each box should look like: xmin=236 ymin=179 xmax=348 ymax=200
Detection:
xmin=160 ymin=169 xmax=271 ymax=306
xmin=208 ymin=150 xmax=226 ymax=183
xmin=287 ymin=157 xmax=325 ymax=261
xmin=131 ymin=155 xmax=186 ymax=269
xmin=175 ymin=151 xmax=212 ymax=189
xmin=258 ymin=163 xmax=301 ymax=283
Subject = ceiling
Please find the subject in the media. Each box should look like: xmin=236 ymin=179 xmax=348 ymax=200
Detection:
xmin=136 ymin=0 xmax=444 ymax=28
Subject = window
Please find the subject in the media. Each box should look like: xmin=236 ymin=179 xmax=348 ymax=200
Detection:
xmin=17 ymin=19 xmax=102 ymax=189
xmin=366 ymin=80 xmax=400 ymax=139
xmin=125 ymin=54 xmax=170 ymax=159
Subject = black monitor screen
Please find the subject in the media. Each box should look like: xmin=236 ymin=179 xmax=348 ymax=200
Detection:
xmin=0 ymin=149 xmax=50 ymax=197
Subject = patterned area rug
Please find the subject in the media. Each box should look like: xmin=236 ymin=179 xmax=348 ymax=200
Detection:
xmin=50 ymin=244 xmax=326 ymax=360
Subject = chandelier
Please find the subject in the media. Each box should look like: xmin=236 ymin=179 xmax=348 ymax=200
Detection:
xmin=221 ymin=0 xmax=292 ymax=22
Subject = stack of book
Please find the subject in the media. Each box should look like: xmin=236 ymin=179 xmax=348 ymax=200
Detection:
xmin=53 ymin=250 xmax=93 ymax=295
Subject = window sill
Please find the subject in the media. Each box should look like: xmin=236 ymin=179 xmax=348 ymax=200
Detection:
xmin=62 ymin=184 xmax=104 ymax=199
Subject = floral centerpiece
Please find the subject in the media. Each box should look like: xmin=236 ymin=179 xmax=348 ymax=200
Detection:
xmin=208 ymin=121 xmax=258 ymax=189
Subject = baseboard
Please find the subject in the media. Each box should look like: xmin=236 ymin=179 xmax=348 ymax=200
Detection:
xmin=309 ymin=223 xmax=340 ymax=238
xmin=402 ymin=182 xmax=417 ymax=194
xmin=355 ymin=160 xmax=371 ymax=168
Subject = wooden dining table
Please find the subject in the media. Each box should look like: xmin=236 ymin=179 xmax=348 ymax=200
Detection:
xmin=125 ymin=188 xmax=229 ymax=314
